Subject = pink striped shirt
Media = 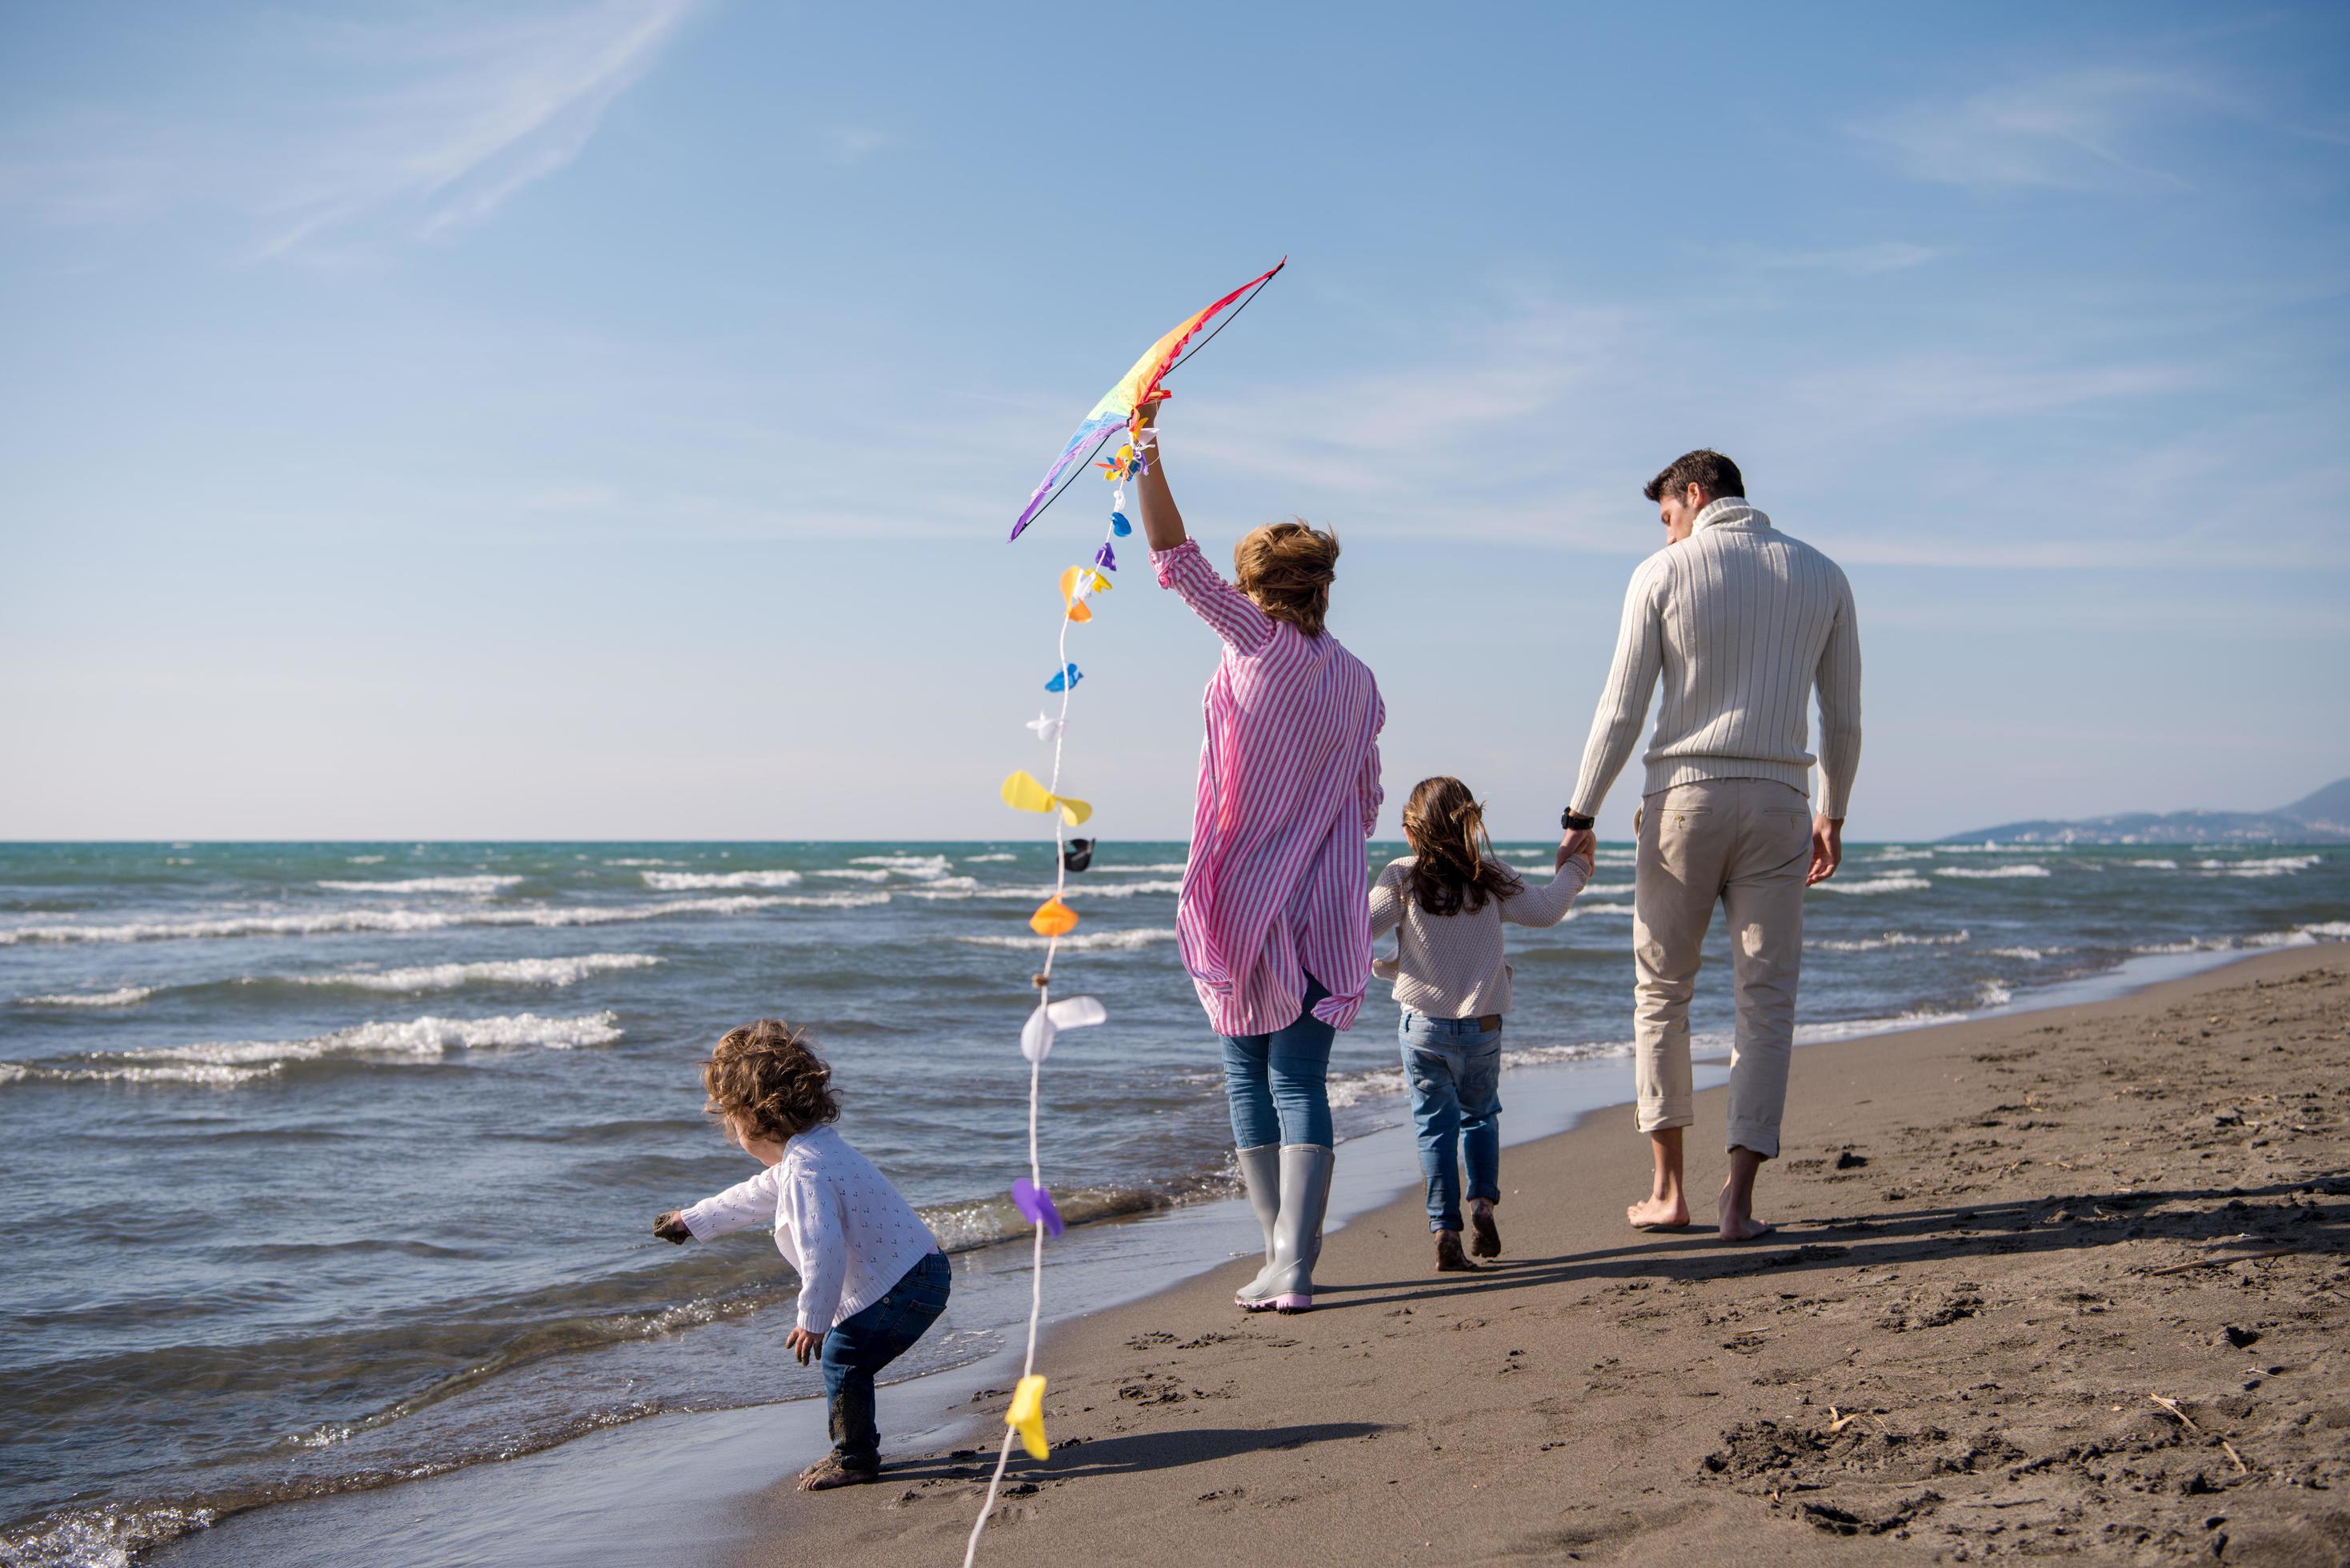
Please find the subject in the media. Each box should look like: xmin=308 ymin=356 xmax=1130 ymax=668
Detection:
xmin=1152 ymin=540 xmax=1385 ymax=1037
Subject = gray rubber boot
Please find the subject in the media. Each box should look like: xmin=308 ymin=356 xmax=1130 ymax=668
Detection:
xmin=1248 ymin=1144 xmax=1335 ymax=1313
xmin=1232 ymin=1144 xmax=1283 ymax=1307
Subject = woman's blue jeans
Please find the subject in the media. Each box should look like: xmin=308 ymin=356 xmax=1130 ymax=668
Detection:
xmin=1219 ymin=978 xmax=1335 ymax=1148
xmin=819 ymin=1249 xmax=952 ymax=1467
xmin=1399 ymin=1010 xmax=1503 ymax=1234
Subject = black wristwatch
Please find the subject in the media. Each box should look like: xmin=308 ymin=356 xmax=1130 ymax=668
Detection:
xmin=1560 ymin=809 xmax=1595 ymax=832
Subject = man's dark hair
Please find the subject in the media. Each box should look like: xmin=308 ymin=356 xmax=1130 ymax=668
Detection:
xmin=1643 ymin=450 xmax=1743 ymax=504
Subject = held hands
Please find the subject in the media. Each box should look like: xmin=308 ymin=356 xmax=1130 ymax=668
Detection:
xmin=1808 ymin=816 xmax=1844 ymax=886
xmin=652 ymin=1210 xmax=692 ymax=1245
xmin=1555 ymin=828 xmax=1596 ymax=871
xmin=786 ymin=1326 xmax=823 ymax=1366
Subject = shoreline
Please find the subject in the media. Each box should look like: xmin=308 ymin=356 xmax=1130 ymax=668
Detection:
xmin=150 ymin=942 xmax=2349 ymax=1566
xmin=726 ymin=941 xmax=2349 ymax=1564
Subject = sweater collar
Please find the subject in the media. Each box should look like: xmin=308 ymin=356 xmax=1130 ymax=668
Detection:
xmin=1693 ymin=496 xmax=1770 ymax=533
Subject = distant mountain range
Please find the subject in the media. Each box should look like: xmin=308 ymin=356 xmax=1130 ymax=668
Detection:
xmin=1945 ymin=777 xmax=2350 ymax=846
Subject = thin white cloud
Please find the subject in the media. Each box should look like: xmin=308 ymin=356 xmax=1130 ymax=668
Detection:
xmin=1853 ymin=66 xmax=2207 ymax=189
xmin=258 ymin=0 xmax=701 ymax=255
xmin=0 ymin=1 xmax=699 ymax=257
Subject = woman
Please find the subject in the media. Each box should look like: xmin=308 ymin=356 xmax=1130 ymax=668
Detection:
xmin=1135 ymin=397 xmax=1384 ymax=1314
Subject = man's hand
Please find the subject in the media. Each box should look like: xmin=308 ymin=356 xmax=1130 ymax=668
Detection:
xmin=786 ymin=1326 xmax=823 ymax=1366
xmin=1556 ymin=828 xmax=1596 ymax=870
xmin=653 ymin=1210 xmax=692 ymax=1244
xmin=1807 ymin=816 xmax=1844 ymax=886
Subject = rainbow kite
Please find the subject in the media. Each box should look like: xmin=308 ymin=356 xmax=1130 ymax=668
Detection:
xmin=1006 ymin=258 xmax=1287 ymax=541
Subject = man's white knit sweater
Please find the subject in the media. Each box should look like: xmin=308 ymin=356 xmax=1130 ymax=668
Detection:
xmin=1571 ymin=497 xmax=1862 ymax=821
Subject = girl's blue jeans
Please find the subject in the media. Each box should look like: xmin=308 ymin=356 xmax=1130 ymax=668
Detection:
xmin=1399 ymin=1010 xmax=1503 ymax=1234
xmin=1219 ymin=978 xmax=1335 ymax=1148
xmin=819 ymin=1249 xmax=952 ymax=1468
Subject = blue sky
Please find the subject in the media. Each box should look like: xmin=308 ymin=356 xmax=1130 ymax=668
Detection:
xmin=2 ymin=2 xmax=2346 ymax=841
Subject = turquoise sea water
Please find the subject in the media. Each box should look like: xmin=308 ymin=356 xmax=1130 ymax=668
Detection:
xmin=1 ymin=838 xmax=2344 ymax=1566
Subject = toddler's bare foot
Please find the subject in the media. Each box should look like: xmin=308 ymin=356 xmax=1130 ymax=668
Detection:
xmin=798 ymin=1456 xmax=880 ymax=1491
xmin=1626 ymin=1193 xmax=1689 ymax=1230
xmin=1434 ymin=1230 xmax=1479 ymax=1272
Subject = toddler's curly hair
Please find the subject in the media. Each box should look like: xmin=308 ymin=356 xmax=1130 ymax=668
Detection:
xmin=703 ymin=1019 xmax=841 ymax=1146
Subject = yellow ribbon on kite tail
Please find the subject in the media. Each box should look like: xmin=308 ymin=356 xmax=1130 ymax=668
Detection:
xmin=1006 ymin=258 xmax=1287 ymax=541
xmin=1001 ymin=770 xmax=1091 ymax=826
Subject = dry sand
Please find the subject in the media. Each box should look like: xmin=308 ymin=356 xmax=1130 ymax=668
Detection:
xmin=736 ymin=946 xmax=2350 ymax=1565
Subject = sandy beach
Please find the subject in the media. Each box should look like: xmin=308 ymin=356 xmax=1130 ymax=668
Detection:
xmin=731 ymin=945 xmax=2349 ymax=1565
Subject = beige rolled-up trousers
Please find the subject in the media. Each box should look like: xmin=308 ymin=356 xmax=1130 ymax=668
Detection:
xmin=1631 ymin=778 xmax=1812 ymax=1159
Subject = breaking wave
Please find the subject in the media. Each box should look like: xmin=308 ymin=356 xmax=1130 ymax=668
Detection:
xmin=14 ymin=986 xmax=154 ymax=1009
xmin=1933 ymin=865 xmax=2051 ymax=880
xmin=953 ymin=927 xmax=1179 ymax=952
xmin=295 ymin=955 xmax=661 ymax=994
xmin=1811 ymin=930 xmax=1970 ymax=953
xmin=0 ymin=897 xmax=785 ymax=946
xmin=2 ymin=1012 xmax=623 ymax=1089
xmin=315 ymin=876 xmax=523 ymax=895
xmin=639 ymin=870 xmax=803 ymax=891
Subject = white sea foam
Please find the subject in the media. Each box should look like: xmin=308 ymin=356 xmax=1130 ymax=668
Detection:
xmin=315 ymin=874 xmax=523 ymax=895
xmin=640 ymin=869 xmax=803 ymax=891
xmin=1872 ymin=847 xmax=1936 ymax=861
xmin=1809 ymin=874 xmax=1931 ymax=895
xmin=954 ymin=926 xmax=1179 ymax=952
xmin=773 ymin=890 xmax=892 ymax=910
xmin=1563 ymin=903 xmax=1637 ymax=919
xmin=892 ymin=878 xmax=984 ymax=899
xmin=297 ymin=954 xmax=660 ymax=993
xmin=15 ymin=986 xmax=155 ymax=1008
xmin=2 ymin=1011 xmax=622 ymax=1088
xmin=2195 ymin=854 xmax=2321 ymax=878
xmin=963 ymin=854 xmax=1019 ymax=863
xmin=346 ymin=854 xmax=386 ymax=864
xmin=1978 ymin=979 xmax=2015 ymax=1007
xmin=1579 ymin=881 xmax=1634 ymax=896
xmin=850 ymin=854 xmax=954 ymax=878
xmin=1988 ymin=946 xmax=2050 ymax=961
xmin=1096 ymin=862 xmax=1191 ymax=875
xmin=974 ymin=880 xmax=1184 ymax=902
xmin=603 ymin=858 xmax=675 ymax=866
xmin=1811 ymin=930 xmax=1970 ymax=953
xmin=2132 ymin=919 xmax=2350 ymax=956
xmin=1933 ymin=865 xmax=2051 ymax=880
xmin=2128 ymin=858 xmax=2180 ymax=870
xmin=0 ymin=896 xmax=785 ymax=946
xmin=812 ymin=868 xmax=892 ymax=882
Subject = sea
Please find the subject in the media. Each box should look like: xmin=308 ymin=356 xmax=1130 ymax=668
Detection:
xmin=1 ymin=838 xmax=2344 ymax=1567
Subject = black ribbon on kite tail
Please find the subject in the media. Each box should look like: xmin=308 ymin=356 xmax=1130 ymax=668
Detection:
xmin=1011 ymin=263 xmax=1287 ymax=536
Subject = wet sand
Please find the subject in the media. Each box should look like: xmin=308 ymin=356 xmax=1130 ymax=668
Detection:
xmin=734 ymin=945 xmax=2350 ymax=1565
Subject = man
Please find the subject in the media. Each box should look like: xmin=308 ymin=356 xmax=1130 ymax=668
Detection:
xmin=1559 ymin=450 xmax=1861 ymax=1242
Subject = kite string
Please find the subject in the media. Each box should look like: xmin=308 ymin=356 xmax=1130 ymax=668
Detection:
xmin=964 ymin=508 xmax=1101 ymax=1567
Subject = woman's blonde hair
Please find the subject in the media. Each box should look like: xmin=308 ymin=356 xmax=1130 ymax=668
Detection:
xmin=703 ymin=1018 xmax=840 ymax=1145
xmin=1233 ymin=519 xmax=1339 ymax=637
xmin=1400 ymin=776 xmax=1524 ymax=917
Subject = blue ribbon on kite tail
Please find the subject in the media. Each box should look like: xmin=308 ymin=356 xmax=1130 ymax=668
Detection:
xmin=1007 ymin=412 xmax=1127 ymax=541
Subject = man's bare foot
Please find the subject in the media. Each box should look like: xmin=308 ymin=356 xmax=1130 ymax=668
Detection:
xmin=798 ymin=1455 xmax=880 ymax=1491
xmin=1626 ymin=1194 xmax=1689 ymax=1230
xmin=1434 ymin=1230 xmax=1479 ymax=1272
xmin=1468 ymin=1206 xmax=1501 ymax=1258
xmin=1716 ymin=1190 xmax=1774 ymax=1242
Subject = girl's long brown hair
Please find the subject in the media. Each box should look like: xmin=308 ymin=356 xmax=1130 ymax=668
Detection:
xmin=1400 ymin=776 xmax=1523 ymax=916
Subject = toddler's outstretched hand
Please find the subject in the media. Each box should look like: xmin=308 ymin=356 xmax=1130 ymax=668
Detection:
xmin=653 ymin=1210 xmax=692 ymax=1244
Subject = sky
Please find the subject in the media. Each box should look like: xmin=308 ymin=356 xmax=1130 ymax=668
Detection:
xmin=2 ymin=2 xmax=2347 ymax=842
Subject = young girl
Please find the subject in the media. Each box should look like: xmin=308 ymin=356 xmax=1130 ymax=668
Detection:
xmin=1370 ymin=778 xmax=1591 ymax=1272
xmin=654 ymin=1019 xmax=950 ymax=1490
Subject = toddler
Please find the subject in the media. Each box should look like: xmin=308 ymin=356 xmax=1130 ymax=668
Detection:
xmin=655 ymin=1019 xmax=949 ymax=1490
